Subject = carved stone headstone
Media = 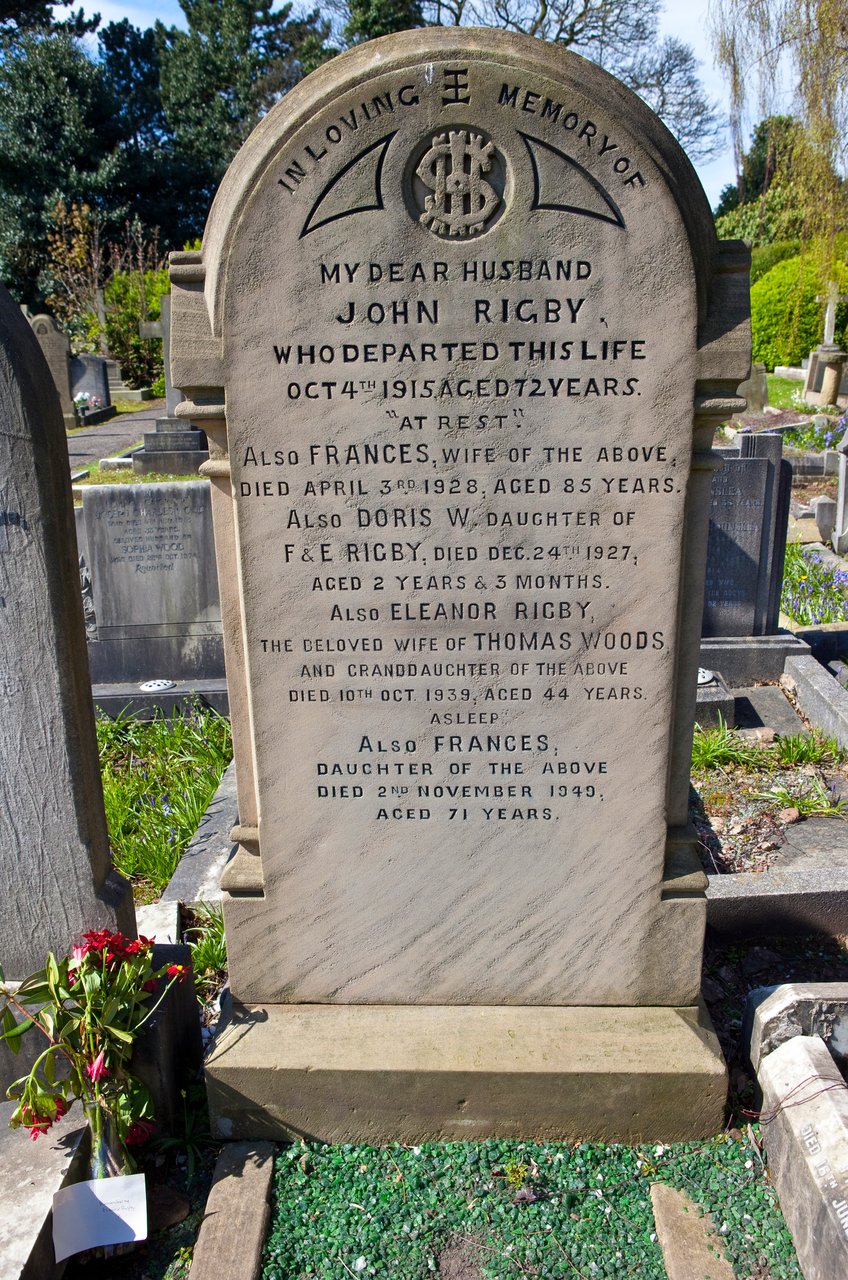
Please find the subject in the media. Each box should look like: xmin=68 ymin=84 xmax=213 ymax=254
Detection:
xmin=0 ymin=284 xmax=134 ymax=1086
xmin=29 ymin=312 xmax=75 ymax=424
xmin=172 ymin=30 xmax=750 ymax=1141
xmin=80 ymin=481 xmax=224 ymax=684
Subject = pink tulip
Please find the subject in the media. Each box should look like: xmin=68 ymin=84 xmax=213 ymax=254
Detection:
xmin=86 ymin=1050 xmax=109 ymax=1081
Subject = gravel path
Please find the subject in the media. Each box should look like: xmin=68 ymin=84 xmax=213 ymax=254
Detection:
xmin=66 ymin=402 xmax=165 ymax=471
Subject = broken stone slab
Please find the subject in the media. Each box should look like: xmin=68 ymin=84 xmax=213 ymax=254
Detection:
xmin=785 ymin=654 xmax=848 ymax=749
xmin=757 ymin=1035 xmax=848 ymax=1280
xmin=649 ymin=1183 xmax=735 ymax=1280
xmin=135 ymin=900 xmax=181 ymax=944
xmin=744 ymin=982 xmax=848 ymax=1074
xmin=0 ymin=1100 xmax=88 ymax=1280
xmin=187 ymin=1142 xmax=275 ymax=1280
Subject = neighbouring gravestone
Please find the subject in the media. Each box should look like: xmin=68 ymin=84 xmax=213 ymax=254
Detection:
xmin=136 ymin=296 xmax=209 ymax=475
xmin=0 ymin=284 xmax=135 ymax=1088
xmin=29 ymin=312 xmax=76 ymax=425
xmin=69 ymin=352 xmax=111 ymax=410
xmin=76 ymin=481 xmax=224 ymax=686
xmin=702 ymin=433 xmax=791 ymax=637
xmin=171 ymin=29 xmax=750 ymax=1141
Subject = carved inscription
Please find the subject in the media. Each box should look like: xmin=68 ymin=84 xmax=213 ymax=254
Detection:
xmin=199 ymin=35 xmax=728 ymax=1006
xmin=232 ymin=54 xmax=687 ymax=832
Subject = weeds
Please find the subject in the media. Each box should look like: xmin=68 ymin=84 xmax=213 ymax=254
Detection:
xmin=97 ymin=704 xmax=232 ymax=902
xmin=691 ymin=716 xmax=768 ymax=771
xmin=754 ymin=776 xmax=848 ymax=819
xmin=774 ymin=731 xmax=848 ymax=767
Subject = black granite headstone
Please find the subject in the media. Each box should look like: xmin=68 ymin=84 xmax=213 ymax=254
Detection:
xmin=702 ymin=432 xmax=791 ymax=638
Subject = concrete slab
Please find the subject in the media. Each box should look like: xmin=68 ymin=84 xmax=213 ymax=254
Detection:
xmin=695 ymin=672 xmax=734 ymax=729
xmin=757 ymin=1036 xmax=848 ymax=1280
xmin=92 ymin=678 xmax=228 ymax=720
xmin=707 ymin=866 xmax=848 ymax=937
xmin=188 ymin=1142 xmax=275 ymax=1280
xmin=772 ymin=816 xmax=848 ymax=870
xmin=0 ymin=1100 xmax=88 ymax=1280
xmin=744 ymin=983 xmax=848 ymax=1073
xmin=732 ymin=685 xmax=807 ymax=736
xmin=205 ymin=1001 xmax=727 ymax=1144
xmin=162 ymin=761 xmax=238 ymax=906
xmin=699 ymin=635 xmax=811 ymax=685
xmin=650 ymin=1183 xmax=735 ymax=1280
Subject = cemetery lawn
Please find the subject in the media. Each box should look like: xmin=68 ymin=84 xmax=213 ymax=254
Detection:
xmin=765 ymin=375 xmax=819 ymax=413
xmin=97 ymin=705 xmax=232 ymax=902
xmin=76 ymin=462 xmax=200 ymax=487
xmin=262 ymin=1130 xmax=800 ymax=1279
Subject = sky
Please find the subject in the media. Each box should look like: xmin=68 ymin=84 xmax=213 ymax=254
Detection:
xmin=74 ymin=0 xmax=740 ymax=209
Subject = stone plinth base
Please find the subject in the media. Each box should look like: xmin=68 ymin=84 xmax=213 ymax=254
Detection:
xmin=206 ymin=1002 xmax=727 ymax=1144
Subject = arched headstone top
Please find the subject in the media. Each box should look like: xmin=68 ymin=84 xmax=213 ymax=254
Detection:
xmin=196 ymin=29 xmax=719 ymax=342
xmin=170 ymin=27 xmax=750 ymax=1026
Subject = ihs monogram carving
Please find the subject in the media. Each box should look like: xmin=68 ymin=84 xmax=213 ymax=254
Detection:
xmin=414 ymin=130 xmax=503 ymax=238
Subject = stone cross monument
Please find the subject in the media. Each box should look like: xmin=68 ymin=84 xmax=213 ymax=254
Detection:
xmin=171 ymin=29 xmax=750 ymax=1142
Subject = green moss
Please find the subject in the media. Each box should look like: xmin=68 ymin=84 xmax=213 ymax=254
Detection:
xmin=262 ymin=1134 xmax=801 ymax=1279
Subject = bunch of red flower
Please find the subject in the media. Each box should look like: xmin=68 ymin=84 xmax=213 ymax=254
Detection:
xmin=21 ymin=1097 xmax=67 ymax=1141
xmin=78 ymin=930 xmax=154 ymax=968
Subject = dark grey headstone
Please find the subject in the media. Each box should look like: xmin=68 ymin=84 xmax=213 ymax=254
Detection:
xmin=69 ymin=352 xmax=111 ymax=408
xmin=0 ymin=283 xmax=135 ymax=984
xmin=82 ymin=481 xmax=224 ymax=683
xmin=702 ymin=433 xmax=791 ymax=637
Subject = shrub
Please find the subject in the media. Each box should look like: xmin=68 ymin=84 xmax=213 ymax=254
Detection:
xmin=750 ymin=240 xmax=801 ymax=284
xmin=751 ymin=255 xmax=848 ymax=369
xmin=103 ymin=265 xmax=170 ymax=389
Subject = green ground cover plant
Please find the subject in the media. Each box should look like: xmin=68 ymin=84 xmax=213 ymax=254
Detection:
xmin=97 ymin=706 xmax=232 ymax=902
xmin=782 ymin=413 xmax=847 ymax=450
xmin=263 ymin=1133 xmax=800 ymax=1279
xmin=780 ymin=542 xmax=848 ymax=626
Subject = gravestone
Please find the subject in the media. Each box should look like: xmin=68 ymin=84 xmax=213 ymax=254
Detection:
xmin=79 ymin=481 xmax=224 ymax=686
xmin=736 ymin=361 xmax=767 ymax=413
xmin=702 ymin=433 xmax=791 ymax=637
xmin=0 ymin=284 xmax=135 ymax=1088
xmin=29 ymin=313 xmax=76 ymax=425
xmin=69 ymin=352 xmax=111 ymax=408
xmin=136 ymin=296 xmax=209 ymax=475
xmin=171 ymin=29 xmax=750 ymax=1141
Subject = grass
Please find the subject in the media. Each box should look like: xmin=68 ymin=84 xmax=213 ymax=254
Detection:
xmin=780 ymin=541 xmax=848 ymax=626
xmin=765 ymin=374 xmax=820 ymax=413
xmin=75 ymin=461 xmax=202 ymax=487
xmin=263 ymin=1132 xmax=801 ymax=1279
xmin=97 ymin=704 xmax=232 ymax=903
